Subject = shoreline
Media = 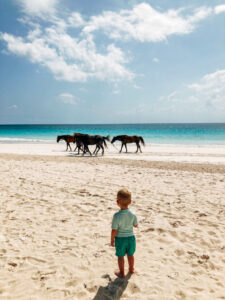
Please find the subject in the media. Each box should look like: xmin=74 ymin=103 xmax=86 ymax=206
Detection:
xmin=1 ymin=139 xmax=225 ymax=147
xmin=0 ymin=142 xmax=225 ymax=164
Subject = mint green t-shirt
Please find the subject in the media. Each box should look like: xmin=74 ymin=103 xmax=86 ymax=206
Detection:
xmin=112 ymin=209 xmax=138 ymax=237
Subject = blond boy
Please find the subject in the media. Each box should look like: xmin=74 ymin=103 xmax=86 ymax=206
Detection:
xmin=111 ymin=189 xmax=138 ymax=278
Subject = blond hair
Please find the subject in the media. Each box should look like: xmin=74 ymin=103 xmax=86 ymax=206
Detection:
xmin=117 ymin=189 xmax=131 ymax=207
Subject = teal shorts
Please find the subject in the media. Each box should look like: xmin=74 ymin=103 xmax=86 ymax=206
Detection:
xmin=115 ymin=236 xmax=136 ymax=257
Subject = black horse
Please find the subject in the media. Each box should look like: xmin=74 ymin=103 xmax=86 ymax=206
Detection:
xmin=111 ymin=135 xmax=145 ymax=153
xmin=74 ymin=133 xmax=110 ymax=156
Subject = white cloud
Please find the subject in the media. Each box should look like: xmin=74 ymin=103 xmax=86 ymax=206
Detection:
xmin=157 ymin=69 xmax=225 ymax=121
xmin=161 ymin=69 xmax=225 ymax=114
xmin=0 ymin=28 xmax=133 ymax=82
xmin=113 ymin=90 xmax=120 ymax=94
xmin=83 ymin=3 xmax=212 ymax=42
xmin=189 ymin=69 xmax=225 ymax=108
xmin=9 ymin=104 xmax=19 ymax=109
xmin=214 ymin=5 xmax=225 ymax=14
xmin=17 ymin=0 xmax=58 ymax=16
xmin=133 ymin=84 xmax=141 ymax=89
xmin=0 ymin=2 xmax=222 ymax=84
xmin=188 ymin=6 xmax=213 ymax=23
xmin=153 ymin=57 xmax=159 ymax=63
xmin=59 ymin=93 xmax=76 ymax=105
xmin=68 ymin=12 xmax=85 ymax=28
xmin=167 ymin=91 xmax=179 ymax=102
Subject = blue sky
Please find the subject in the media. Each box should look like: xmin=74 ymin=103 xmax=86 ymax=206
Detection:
xmin=0 ymin=0 xmax=225 ymax=124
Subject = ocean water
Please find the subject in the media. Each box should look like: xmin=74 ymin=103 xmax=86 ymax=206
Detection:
xmin=0 ymin=124 xmax=225 ymax=146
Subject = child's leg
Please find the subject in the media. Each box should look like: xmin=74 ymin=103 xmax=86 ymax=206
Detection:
xmin=115 ymin=257 xmax=125 ymax=278
xmin=127 ymin=255 xmax=135 ymax=273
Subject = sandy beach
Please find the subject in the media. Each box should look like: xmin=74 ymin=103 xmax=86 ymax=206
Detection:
xmin=0 ymin=144 xmax=225 ymax=299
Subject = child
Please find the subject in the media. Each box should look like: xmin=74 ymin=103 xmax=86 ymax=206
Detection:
xmin=111 ymin=188 xmax=138 ymax=278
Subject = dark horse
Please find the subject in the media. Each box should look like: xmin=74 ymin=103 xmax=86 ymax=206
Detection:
xmin=57 ymin=135 xmax=84 ymax=153
xmin=74 ymin=133 xmax=110 ymax=156
xmin=111 ymin=135 xmax=145 ymax=153
xmin=57 ymin=135 xmax=74 ymax=151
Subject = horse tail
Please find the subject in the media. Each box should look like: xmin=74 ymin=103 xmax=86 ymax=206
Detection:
xmin=140 ymin=136 xmax=145 ymax=146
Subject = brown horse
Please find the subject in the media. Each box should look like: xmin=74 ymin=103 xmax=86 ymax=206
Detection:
xmin=74 ymin=133 xmax=110 ymax=156
xmin=111 ymin=135 xmax=145 ymax=153
xmin=57 ymin=134 xmax=84 ymax=153
xmin=57 ymin=135 xmax=74 ymax=151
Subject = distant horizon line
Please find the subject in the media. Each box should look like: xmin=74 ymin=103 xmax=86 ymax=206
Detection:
xmin=0 ymin=122 xmax=225 ymax=126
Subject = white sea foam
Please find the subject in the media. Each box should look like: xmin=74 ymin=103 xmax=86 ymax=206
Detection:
xmin=0 ymin=137 xmax=54 ymax=143
xmin=148 ymin=143 xmax=225 ymax=148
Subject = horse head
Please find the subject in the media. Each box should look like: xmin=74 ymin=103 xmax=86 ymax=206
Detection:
xmin=111 ymin=136 xmax=118 ymax=144
xmin=56 ymin=135 xmax=61 ymax=143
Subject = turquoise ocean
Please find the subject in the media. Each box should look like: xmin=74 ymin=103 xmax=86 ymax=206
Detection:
xmin=0 ymin=124 xmax=225 ymax=146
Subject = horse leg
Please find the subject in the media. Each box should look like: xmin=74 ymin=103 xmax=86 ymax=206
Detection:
xmin=77 ymin=144 xmax=83 ymax=155
xmin=87 ymin=145 xmax=92 ymax=156
xmin=75 ymin=145 xmax=81 ymax=155
xmin=80 ymin=145 xmax=86 ymax=153
xmin=101 ymin=144 xmax=104 ymax=156
xmin=66 ymin=142 xmax=69 ymax=151
xmin=74 ymin=142 xmax=81 ymax=153
xmin=125 ymin=143 xmax=128 ymax=153
xmin=79 ymin=143 xmax=85 ymax=155
xmin=95 ymin=145 xmax=100 ymax=156
xmin=94 ymin=146 xmax=98 ymax=156
xmin=82 ymin=144 xmax=87 ymax=156
xmin=93 ymin=145 xmax=97 ymax=155
xmin=120 ymin=143 xmax=123 ymax=153
xmin=139 ymin=142 xmax=142 ymax=153
xmin=135 ymin=142 xmax=138 ymax=153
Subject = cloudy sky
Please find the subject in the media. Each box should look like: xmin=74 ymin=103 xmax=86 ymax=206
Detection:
xmin=0 ymin=0 xmax=225 ymax=124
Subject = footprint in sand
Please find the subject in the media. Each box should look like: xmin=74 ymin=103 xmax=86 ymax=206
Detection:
xmin=24 ymin=256 xmax=46 ymax=266
xmin=207 ymin=231 xmax=216 ymax=236
xmin=65 ymin=279 xmax=79 ymax=287
xmin=174 ymin=249 xmax=185 ymax=256
xmin=128 ymin=282 xmax=141 ymax=294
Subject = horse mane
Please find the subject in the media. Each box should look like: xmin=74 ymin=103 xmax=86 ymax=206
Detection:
xmin=111 ymin=135 xmax=121 ymax=142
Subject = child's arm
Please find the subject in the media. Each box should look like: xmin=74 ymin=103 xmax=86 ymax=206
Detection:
xmin=133 ymin=214 xmax=138 ymax=228
xmin=111 ymin=229 xmax=118 ymax=247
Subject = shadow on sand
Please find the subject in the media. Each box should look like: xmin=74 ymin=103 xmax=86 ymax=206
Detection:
xmin=93 ymin=273 xmax=131 ymax=300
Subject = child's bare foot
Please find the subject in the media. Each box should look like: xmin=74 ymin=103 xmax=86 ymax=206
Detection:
xmin=114 ymin=271 xmax=125 ymax=278
xmin=129 ymin=269 xmax=135 ymax=274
